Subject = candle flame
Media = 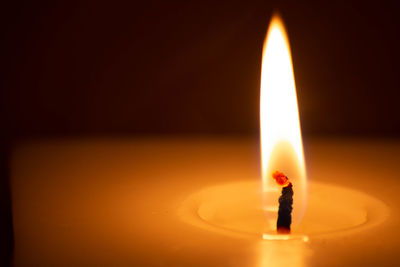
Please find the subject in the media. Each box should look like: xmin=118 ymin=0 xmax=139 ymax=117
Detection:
xmin=260 ymin=13 xmax=307 ymax=230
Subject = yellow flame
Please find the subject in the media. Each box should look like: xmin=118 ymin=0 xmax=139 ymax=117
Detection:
xmin=260 ymin=13 xmax=307 ymax=230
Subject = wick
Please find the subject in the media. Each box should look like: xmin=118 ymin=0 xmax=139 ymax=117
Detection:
xmin=272 ymin=171 xmax=293 ymax=234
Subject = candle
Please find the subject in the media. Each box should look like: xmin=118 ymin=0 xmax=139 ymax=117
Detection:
xmin=10 ymin=12 xmax=399 ymax=267
xmin=11 ymin=138 xmax=398 ymax=266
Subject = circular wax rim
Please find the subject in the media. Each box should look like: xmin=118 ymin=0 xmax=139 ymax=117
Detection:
xmin=178 ymin=180 xmax=389 ymax=241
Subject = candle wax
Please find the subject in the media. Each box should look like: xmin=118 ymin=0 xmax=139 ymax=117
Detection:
xmin=11 ymin=137 xmax=400 ymax=266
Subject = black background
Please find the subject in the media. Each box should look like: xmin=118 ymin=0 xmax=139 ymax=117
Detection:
xmin=2 ymin=0 xmax=400 ymax=264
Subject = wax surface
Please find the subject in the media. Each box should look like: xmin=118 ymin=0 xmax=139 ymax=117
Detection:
xmin=181 ymin=180 xmax=388 ymax=238
xmin=11 ymin=138 xmax=400 ymax=266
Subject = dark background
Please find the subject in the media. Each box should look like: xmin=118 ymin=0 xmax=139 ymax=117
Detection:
xmin=2 ymin=0 xmax=400 ymax=264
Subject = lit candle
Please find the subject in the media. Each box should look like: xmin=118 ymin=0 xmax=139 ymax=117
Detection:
xmin=11 ymin=13 xmax=397 ymax=267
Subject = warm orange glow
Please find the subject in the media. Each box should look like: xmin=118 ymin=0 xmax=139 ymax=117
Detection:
xmin=260 ymin=13 xmax=307 ymax=230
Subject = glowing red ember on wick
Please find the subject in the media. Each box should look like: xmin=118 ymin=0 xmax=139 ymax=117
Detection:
xmin=272 ymin=171 xmax=293 ymax=234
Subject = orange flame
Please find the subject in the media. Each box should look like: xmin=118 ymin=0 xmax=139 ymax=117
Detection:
xmin=260 ymin=13 xmax=307 ymax=231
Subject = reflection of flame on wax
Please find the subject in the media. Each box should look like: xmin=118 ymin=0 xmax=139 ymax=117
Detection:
xmin=260 ymin=13 xmax=307 ymax=231
xmin=256 ymin=239 xmax=311 ymax=267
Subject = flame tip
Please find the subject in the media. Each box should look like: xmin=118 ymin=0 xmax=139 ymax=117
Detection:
xmin=271 ymin=10 xmax=283 ymax=19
